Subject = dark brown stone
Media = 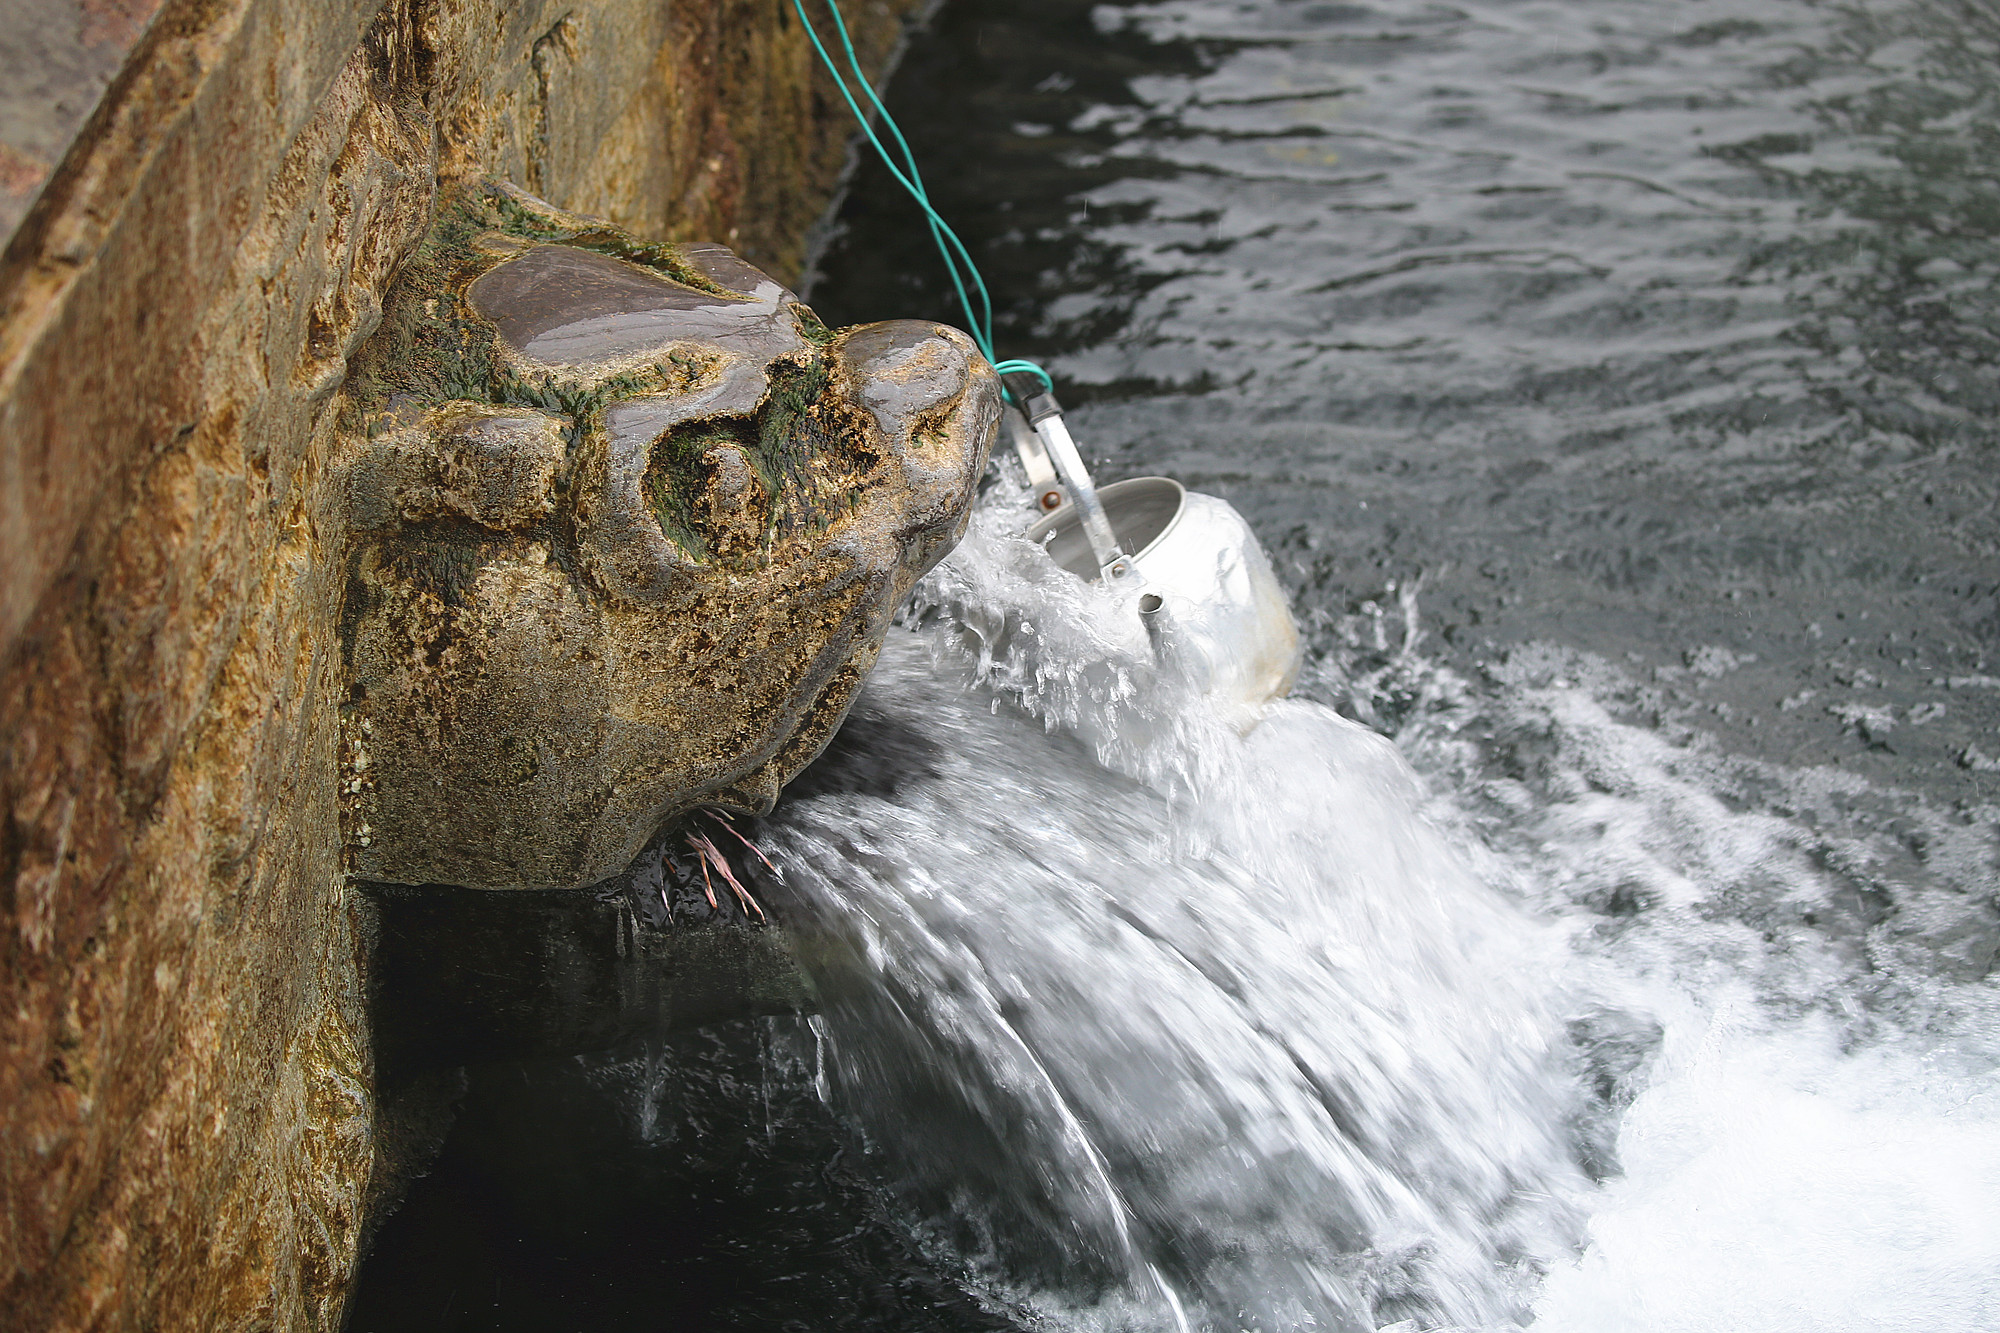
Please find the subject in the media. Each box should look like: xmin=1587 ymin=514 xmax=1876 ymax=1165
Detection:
xmin=467 ymin=243 xmax=800 ymax=366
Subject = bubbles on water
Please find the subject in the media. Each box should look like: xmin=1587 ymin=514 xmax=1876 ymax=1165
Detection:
xmin=1347 ymin=631 xmax=2000 ymax=1332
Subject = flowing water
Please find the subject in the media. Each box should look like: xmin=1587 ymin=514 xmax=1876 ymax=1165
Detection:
xmin=349 ymin=1 xmax=2000 ymax=1328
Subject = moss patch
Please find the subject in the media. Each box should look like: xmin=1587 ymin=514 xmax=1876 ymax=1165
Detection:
xmin=756 ymin=357 xmax=867 ymax=538
xmin=643 ymin=420 xmax=747 ymax=562
xmin=790 ymin=303 xmax=837 ymax=346
xmin=484 ymin=188 xmax=740 ymax=298
xmin=380 ymin=519 xmax=497 ymax=609
xmin=640 ymin=354 xmax=874 ymax=568
xmin=346 ymin=182 xmax=736 ymax=428
xmin=346 ymin=197 xmax=502 ymax=419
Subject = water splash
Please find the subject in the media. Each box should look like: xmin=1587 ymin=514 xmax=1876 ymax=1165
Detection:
xmin=758 ymin=483 xmax=2000 ymax=1330
xmin=1382 ymin=643 xmax=2000 ymax=1333
xmin=760 ymin=499 xmax=1593 ymax=1331
xmin=782 ymin=0 xmax=2000 ymax=1319
xmin=1533 ymin=1007 xmax=2000 ymax=1333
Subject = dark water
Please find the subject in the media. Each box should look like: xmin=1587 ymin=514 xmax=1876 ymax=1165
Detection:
xmin=813 ymin=0 xmax=2000 ymax=798
xmin=349 ymin=2 xmax=2000 ymax=1328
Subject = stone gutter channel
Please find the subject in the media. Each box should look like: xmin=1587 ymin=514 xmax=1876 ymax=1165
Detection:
xmin=0 ymin=3 xmax=973 ymax=1328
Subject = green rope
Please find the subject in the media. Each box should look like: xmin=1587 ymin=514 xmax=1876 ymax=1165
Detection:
xmin=992 ymin=359 xmax=1054 ymax=392
xmin=792 ymin=0 xmax=1053 ymax=396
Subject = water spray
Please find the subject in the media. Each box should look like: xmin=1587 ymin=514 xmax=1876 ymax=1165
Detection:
xmin=793 ymin=0 xmax=1300 ymax=719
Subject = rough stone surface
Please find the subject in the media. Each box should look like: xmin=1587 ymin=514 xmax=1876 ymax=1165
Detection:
xmin=342 ymin=184 xmax=998 ymax=889
xmin=0 ymin=1 xmax=167 ymax=242
xmin=0 ymin=0 xmax=929 ymax=1328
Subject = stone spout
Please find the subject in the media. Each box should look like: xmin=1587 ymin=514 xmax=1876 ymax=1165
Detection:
xmin=339 ymin=183 xmax=1000 ymax=890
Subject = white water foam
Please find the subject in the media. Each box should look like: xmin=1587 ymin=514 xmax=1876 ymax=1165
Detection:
xmin=1533 ymin=1008 xmax=2000 ymax=1333
xmin=762 ymin=488 xmax=2000 ymax=1331
xmin=762 ymin=499 xmax=1594 ymax=1330
xmin=1389 ymin=644 xmax=2000 ymax=1332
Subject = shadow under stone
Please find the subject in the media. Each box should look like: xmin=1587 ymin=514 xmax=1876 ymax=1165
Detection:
xmin=343 ymin=1019 xmax=1022 ymax=1333
xmin=345 ymin=698 xmax=1020 ymax=1332
xmin=360 ymin=878 xmax=809 ymax=1079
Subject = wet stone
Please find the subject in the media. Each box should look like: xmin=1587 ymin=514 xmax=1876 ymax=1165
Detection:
xmin=350 ymin=405 xmax=567 ymax=533
xmin=843 ymin=320 xmax=977 ymax=436
xmin=338 ymin=183 xmax=1001 ymax=891
xmin=467 ymin=243 xmax=802 ymax=369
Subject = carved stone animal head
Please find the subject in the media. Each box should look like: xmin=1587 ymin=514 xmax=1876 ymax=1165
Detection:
xmin=339 ymin=183 xmax=999 ymax=889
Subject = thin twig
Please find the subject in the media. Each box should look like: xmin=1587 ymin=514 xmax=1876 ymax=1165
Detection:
xmin=708 ymin=837 xmax=767 ymax=922
xmin=690 ymin=833 xmax=768 ymax=923
xmin=708 ymin=812 xmax=778 ymax=872
xmin=691 ymin=840 xmax=719 ymax=910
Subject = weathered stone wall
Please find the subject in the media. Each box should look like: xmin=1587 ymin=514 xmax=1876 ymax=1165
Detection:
xmin=0 ymin=1 xmax=921 ymax=1328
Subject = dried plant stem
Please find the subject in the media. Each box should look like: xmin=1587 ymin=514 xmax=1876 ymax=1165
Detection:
xmin=692 ymin=845 xmax=719 ymax=911
xmin=706 ymin=810 xmax=778 ymax=872
xmin=689 ymin=832 xmax=768 ymax=922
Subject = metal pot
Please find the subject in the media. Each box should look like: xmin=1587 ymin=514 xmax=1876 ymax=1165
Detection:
xmin=1026 ymin=476 xmax=1302 ymax=722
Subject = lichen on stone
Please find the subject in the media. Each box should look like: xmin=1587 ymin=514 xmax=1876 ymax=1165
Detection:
xmin=338 ymin=183 xmax=1002 ymax=891
xmin=347 ymin=182 xmax=747 ymax=427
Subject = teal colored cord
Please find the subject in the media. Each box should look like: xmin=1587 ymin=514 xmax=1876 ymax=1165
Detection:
xmin=992 ymin=359 xmax=1054 ymax=392
xmin=792 ymin=0 xmax=1053 ymax=396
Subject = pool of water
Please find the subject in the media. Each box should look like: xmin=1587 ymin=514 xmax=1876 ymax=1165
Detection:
xmin=347 ymin=2 xmax=2000 ymax=1328
xmin=816 ymin=0 xmax=2000 ymax=794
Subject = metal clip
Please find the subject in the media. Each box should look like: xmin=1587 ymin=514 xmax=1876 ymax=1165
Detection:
xmin=1022 ymin=392 xmax=1127 ymax=578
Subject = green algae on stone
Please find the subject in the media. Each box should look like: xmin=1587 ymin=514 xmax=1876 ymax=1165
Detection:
xmin=347 ymin=181 xmax=754 ymax=427
xmin=340 ymin=185 xmax=1003 ymax=891
xmin=634 ymin=354 xmax=869 ymax=568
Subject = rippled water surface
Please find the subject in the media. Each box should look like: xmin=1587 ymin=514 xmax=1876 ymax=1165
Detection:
xmin=350 ymin=2 xmax=2000 ymax=1329
xmin=817 ymin=0 xmax=2000 ymax=789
